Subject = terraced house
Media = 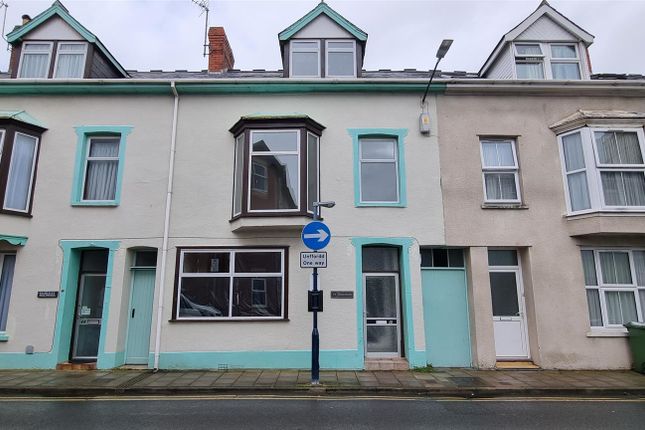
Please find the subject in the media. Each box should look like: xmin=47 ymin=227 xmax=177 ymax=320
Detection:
xmin=0 ymin=1 xmax=643 ymax=371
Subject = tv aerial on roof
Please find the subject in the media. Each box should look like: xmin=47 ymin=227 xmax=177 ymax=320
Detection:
xmin=191 ymin=0 xmax=210 ymax=57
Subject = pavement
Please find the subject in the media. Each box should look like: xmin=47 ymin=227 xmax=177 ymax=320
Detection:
xmin=0 ymin=368 xmax=644 ymax=398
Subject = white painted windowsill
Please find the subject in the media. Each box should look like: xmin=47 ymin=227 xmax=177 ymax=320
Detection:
xmin=586 ymin=328 xmax=628 ymax=338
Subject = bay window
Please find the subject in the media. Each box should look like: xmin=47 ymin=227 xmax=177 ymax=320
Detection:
xmin=0 ymin=119 xmax=45 ymax=216
xmin=581 ymin=249 xmax=645 ymax=329
xmin=558 ymin=127 xmax=645 ymax=214
xmin=174 ymin=248 xmax=287 ymax=320
xmin=229 ymin=116 xmax=323 ymax=218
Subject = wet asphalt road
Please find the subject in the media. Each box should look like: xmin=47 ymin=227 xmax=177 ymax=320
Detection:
xmin=0 ymin=396 xmax=644 ymax=429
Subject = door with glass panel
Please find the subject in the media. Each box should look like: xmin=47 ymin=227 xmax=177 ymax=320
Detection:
xmin=71 ymin=274 xmax=106 ymax=361
xmin=70 ymin=250 xmax=108 ymax=362
xmin=362 ymin=246 xmax=402 ymax=358
xmin=488 ymin=250 xmax=529 ymax=359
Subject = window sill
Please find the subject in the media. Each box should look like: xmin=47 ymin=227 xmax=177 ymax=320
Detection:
xmin=71 ymin=202 xmax=119 ymax=207
xmin=586 ymin=328 xmax=628 ymax=338
xmin=169 ymin=318 xmax=289 ymax=323
xmin=356 ymin=203 xmax=406 ymax=208
xmin=481 ymin=203 xmax=528 ymax=210
xmin=230 ymin=215 xmax=312 ymax=232
xmin=0 ymin=209 xmax=33 ymax=218
xmin=0 ymin=333 xmax=9 ymax=342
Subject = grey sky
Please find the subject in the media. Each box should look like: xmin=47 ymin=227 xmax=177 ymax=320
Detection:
xmin=2 ymin=0 xmax=644 ymax=74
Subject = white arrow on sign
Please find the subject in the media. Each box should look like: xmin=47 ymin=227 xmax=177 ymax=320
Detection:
xmin=303 ymin=229 xmax=329 ymax=242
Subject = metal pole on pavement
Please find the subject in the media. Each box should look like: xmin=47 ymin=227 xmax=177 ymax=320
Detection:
xmin=311 ymin=206 xmax=320 ymax=385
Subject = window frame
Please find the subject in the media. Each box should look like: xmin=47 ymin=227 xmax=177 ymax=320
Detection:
xmin=558 ymin=126 xmax=645 ymax=214
xmin=348 ymin=128 xmax=408 ymax=208
xmin=582 ymin=248 xmax=645 ymax=330
xmin=513 ymin=42 xmax=583 ymax=80
xmin=17 ymin=41 xmax=54 ymax=79
xmin=306 ymin=132 xmax=320 ymax=215
xmin=0 ymin=253 xmax=17 ymax=335
xmin=71 ymin=126 xmax=133 ymax=207
xmin=52 ymin=42 xmax=88 ymax=79
xmin=247 ymin=129 xmax=301 ymax=214
xmin=358 ymin=137 xmax=400 ymax=204
xmin=325 ymin=40 xmax=357 ymax=78
xmin=289 ymin=40 xmax=321 ymax=78
xmin=173 ymin=247 xmax=288 ymax=321
xmin=479 ymin=138 xmax=522 ymax=204
xmin=229 ymin=117 xmax=324 ymax=219
xmin=0 ymin=121 xmax=45 ymax=217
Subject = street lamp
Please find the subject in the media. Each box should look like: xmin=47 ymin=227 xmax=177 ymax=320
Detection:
xmin=420 ymin=39 xmax=453 ymax=134
xmin=310 ymin=200 xmax=335 ymax=384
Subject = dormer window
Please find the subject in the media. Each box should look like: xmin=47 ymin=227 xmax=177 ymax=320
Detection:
xmin=514 ymin=42 xmax=582 ymax=80
xmin=54 ymin=42 xmax=87 ymax=78
xmin=18 ymin=42 xmax=53 ymax=78
xmin=288 ymin=39 xmax=356 ymax=78
xmin=326 ymin=40 xmax=356 ymax=77
xmin=290 ymin=41 xmax=321 ymax=78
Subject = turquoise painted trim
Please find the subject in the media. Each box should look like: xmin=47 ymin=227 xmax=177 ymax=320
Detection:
xmin=0 ymin=235 xmax=28 ymax=246
xmin=0 ymin=352 xmax=56 ymax=369
xmin=348 ymin=128 xmax=408 ymax=208
xmin=6 ymin=1 xmax=128 ymax=77
xmin=100 ymin=351 xmax=125 ymax=369
xmin=71 ymin=126 xmax=132 ymax=206
xmin=0 ymin=110 xmax=47 ymax=129
xmin=350 ymin=237 xmax=424 ymax=368
xmin=55 ymin=240 xmax=120 ymax=369
xmin=279 ymin=2 xmax=367 ymax=41
xmin=0 ymin=332 xmax=8 ymax=342
xmin=0 ymin=82 xmax=446 ymax=96
xmin=151 ymin=349 xmax=362 ymax=370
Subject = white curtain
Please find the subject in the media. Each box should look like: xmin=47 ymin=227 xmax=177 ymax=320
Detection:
xmin=19 ymin=54 xmax=49 ymax=78
xmin=605 ymin=291 xmax=637 ymax=325
xmin=633 ymin=251 xmax=645 ymax=286
xmin=562 ymin=132 xmax=585 ymax=171
xmin=580 ymin=250 xmax=597 ymax=286
xmin=596 ymin=131 xmax=641 ymax=165
xmin=84 ymin=139 xmax=119 ymax=201
xmin=551 ymin=63 xmax=581 ymax=79
xmin=0 ymin=255 xmax=16 ymax=331
xmin=4 ymin=134 xmax=37 ymax=211
xmin=599 ymin=251 xmax=632 ymax=285
xmin=482 ymin=141 xmax=514 ymax=167
xmin=516 ymin=45 xmax=543 ymax=56
xmin=485 ymin=173 xmax=517 ymax=200
xmin=55 ymin=54 xmax=84 ymax=78
xmin=568 ymin=172 xmax=591 ymax=211
xmin=586 ymin=289 xmax=603 ymax=327
xmin=601 ymin=172 xmax=645 ymax=206
xmin=551 ymin=45 xmax=576 ymax=58
xmin=516 ymin=63 xmax=544 ymax=79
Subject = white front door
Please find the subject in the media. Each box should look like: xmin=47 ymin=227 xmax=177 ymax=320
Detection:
xmin=364 ymin=273 xmax=401 ymax=357
xmin=489 ymin=268 xmax=529 ymax=359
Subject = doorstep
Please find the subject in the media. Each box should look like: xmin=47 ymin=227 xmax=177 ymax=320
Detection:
xmin=364 ymin=358 xmax=409 ymax=371
xmin=56 ymin=362 xmax=97 ymax=371
xmin=495 ymin=360 xmax=540 ymax=370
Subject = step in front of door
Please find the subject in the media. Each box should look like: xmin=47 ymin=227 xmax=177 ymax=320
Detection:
xmin=365 ymin=358 xmax=409 ymax=371
xmin=56 ymin=361 xmax=97 ymax=371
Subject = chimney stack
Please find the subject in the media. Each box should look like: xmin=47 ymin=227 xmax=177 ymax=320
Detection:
xmin=22 ymin=15 xmax=32 ymax=25
xmin=208 ymin=27 xmax=234 ymax=73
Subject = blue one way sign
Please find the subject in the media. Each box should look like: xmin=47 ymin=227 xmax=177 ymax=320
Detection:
xmin=301 ymin=221 xmax=331 ymax=251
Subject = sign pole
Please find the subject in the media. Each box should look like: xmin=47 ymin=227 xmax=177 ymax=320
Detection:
xmin=312 ymin=265 xmax=320 ymax=384
xmin=311 ymin=205 xmax=320 ymax=385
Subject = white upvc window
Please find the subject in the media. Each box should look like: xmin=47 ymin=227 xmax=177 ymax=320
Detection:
xmin=81 ymin=136 xmax=121 ymax=202
xmin=3 ymin=132 xmax=39 ymax=213
xmin=53 ymin=42 xmax=87 ymax=78
xmin=558 ymin=127 xmax=645 ymax=214
xmin=480 ymin=138 xmax=521 ymax=203
xmin=18 ymin=42 xmax=53 ymax=79
xmin=325 ymin=40 xmax=356 ymax=78
xmin=359 ymin=137 xmax=400 ymax=204
xmin=513 ymin=42 xmax=582 ymax=80
xmin=175 ymin=248 xmax=286 ymax=320
xmin=290 ymin=40 xmax=321 ymax=78
xmin=581 ymin=249 xmax=645 ymax=329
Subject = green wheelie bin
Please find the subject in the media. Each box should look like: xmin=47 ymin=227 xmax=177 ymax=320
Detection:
xmin=624 ymin=322 xmax=645 ymax=374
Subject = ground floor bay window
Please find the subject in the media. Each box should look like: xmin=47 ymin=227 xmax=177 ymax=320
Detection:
xmin=581 ymin=249 xmax=645 ymax=329
xmin=173 ymin=248 xmax=287 ymax=320
xmin=229 ymin=115 xmax=324 ymax=219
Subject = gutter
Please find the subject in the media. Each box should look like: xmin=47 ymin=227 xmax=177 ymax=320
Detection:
xmin=153 ymin=81 xmax=179 ymax=371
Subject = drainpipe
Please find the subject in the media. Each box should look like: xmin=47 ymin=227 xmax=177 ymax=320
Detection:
xmin=153 ymin=81 xmax=179 ymax=371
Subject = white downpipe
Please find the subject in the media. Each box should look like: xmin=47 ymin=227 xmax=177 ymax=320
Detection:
xmin=153 ymin=81 xmax=179 ymax=370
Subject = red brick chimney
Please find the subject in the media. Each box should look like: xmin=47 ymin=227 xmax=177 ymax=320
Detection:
xmin=208 ymin=27 xmax=234 ymax=73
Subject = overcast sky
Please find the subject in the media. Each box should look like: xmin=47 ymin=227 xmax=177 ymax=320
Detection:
xmin=1 ymin=0 xmax=644 ymax=74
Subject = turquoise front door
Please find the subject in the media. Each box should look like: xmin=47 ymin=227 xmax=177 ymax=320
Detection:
xmin=422 ymin=269 xmax=471 ymax=367
xmin=125 ymin=268 xmax=156 ymax=365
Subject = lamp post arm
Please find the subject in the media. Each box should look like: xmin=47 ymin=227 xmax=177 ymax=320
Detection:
xmin=421 ymin=56 xmax=442 ymax=105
